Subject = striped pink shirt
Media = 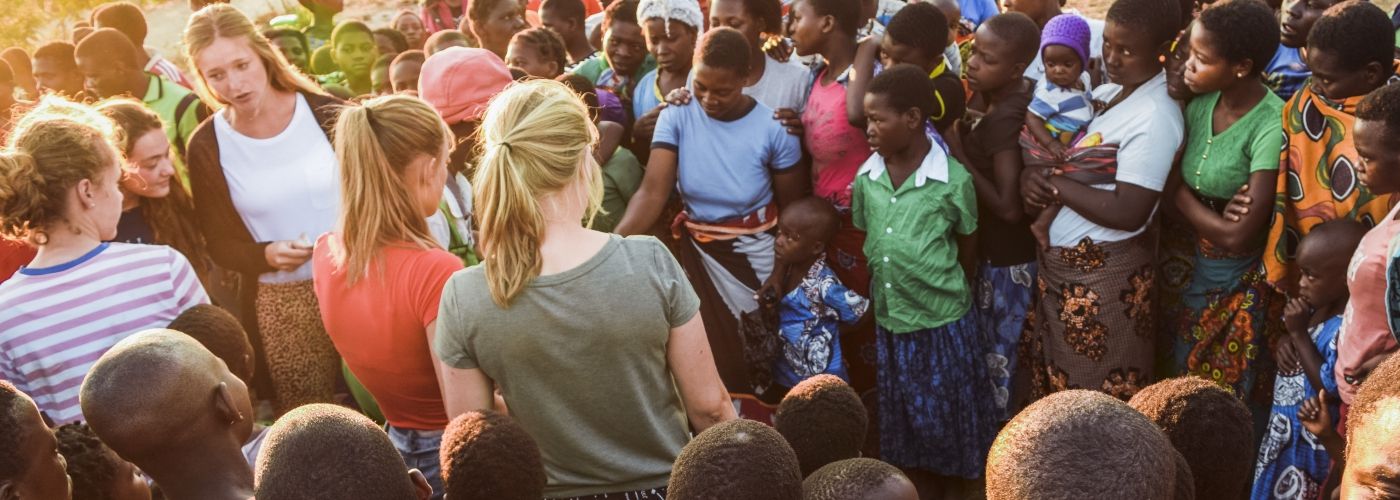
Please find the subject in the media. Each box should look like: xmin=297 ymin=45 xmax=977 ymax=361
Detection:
xmin=144 ymin=54 xmax=194 ymax=90
xmin=0 ymin=243 xmax=208 ymax=423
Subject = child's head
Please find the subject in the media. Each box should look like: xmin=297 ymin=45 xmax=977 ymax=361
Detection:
xmin=966 ymin=13 xmax=1041 ymax=93
xmin=310 ymin=44 xmax=338 ymax=75
xmin=775 ymin=197 xmax=840 ymax=268
xmin=1295 ymin=219 xmax=1367 ymax=308
xmin=1306 ymin=1 xmax=1394 ymax=102
xmin=863 ymin=64 xmax=937 ymax=157
xmin=1183 ymin=0 xmax=1281 ymax=95
xmin=0 ymin=380 xmax=71 ymax=500
xmin=425 ymin=29 xmax=472 ymax=56
xmin=693 ymin=27 xmax=754 ymax=119
xmin=709 ymin=0 xmax=785 ymax=50
xmin=668 ymin=419 xmax=803 ymax=500
xmin=467 ymin=0 xmax=528 ymax=59
xmin=1357 ymin=83 xmax=1400 ymax=196
xmin=880 ymin=3 xmax=949 ymax=72
xmin=167 ymin=304 xmax=255 ymax=384
xmin=331 ymin=21 xmax=379 ymax=81
xmin=255 ymin=404 xmax=430 ymax=500
xmin=787 ymin=0 xmax=861 ymax=58
xmin=394 ymin=10 xmax=428 ymax=49
xmin=92 ymin=2 xmax=150 ymax=52
xmin=373 ymin=53 xmax=395 ymax=94
xmin=638 ymin=0 xmax=703 ymax=71
xmin=803 ymin=458 xmax=917 ymax=500
xmin=262 ymin=28 xmax=311 ymax=72
xmin=1127 ymin=376 xmax=1253 ymax=500
xmin=55 ymin=423 xmax=151 ymax=500
xmin=374 ymin=28 xmax=410 ymax=63
xmin=1280 ymin=0 xmax=1345 ymax=48
xmin=1165 ymin=23 xmax=1194 ymax=101
xmin=1103 ymin=0 xmax=1182 ymax=87
xmin=928 ymin=0 xmax=963 ymax=37
xmin=79 ymin=330 xmax=254 ymax=473
xmin=1342 ymin=354 xmax=1400 ymax=497
xmin=541 ymin=0 xmax=590 ymax=41
xmin=557 ymin=73 xmax=605 ymax=124
xmin=439 ymin=410 xmax=545 ymax=500
xmin=1039 ymin=14 xmax=1091 ymax=89
xmin=390 ymin=50 xmax=426 ymax=94
xmin=602 ymin=0 xmax=648 ymax=77
xmin=986 ymin=390 xmax=1184 ymax=500
xmin=507 ymin=27 xmax=570 ymax=79
xmin=773 ymin=374 xmax=867 ymax=476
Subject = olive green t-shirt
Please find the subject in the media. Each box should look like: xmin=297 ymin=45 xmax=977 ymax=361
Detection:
xmin=433 ymin=235 xmax=699 ymax=497
xmin=1180 ymin=88 xmax=1284 ymax=200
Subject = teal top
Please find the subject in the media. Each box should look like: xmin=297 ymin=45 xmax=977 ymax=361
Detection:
xmin=1180 ymin=88 xmax=1284 ymax=200
xmin=852 ymin=147 xmax=977 ymax=333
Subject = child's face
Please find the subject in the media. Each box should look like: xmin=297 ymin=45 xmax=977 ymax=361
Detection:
xmin=108 ymin=459 xmax=153 ymax=500
xmin=787 ymin=0 xmax=827 ymax=58
xmin=396 ymin=16 xmax=427 ymax=48
xmin=604 ymin=21 xmax=648 ymax=76
xmin=710 ymin=0 xmax=765 ymax=48
xmin=1042 ymin=44 xmax=1083 ymax=89
xmin=1355 ymin=119 xmax=1400 ymax=194
xmin=391 ymin=60 xmax=423 ymax=94
xmin=775 ymin=216 xmax=826 ymax=265
xmin=880 ymin=36 xmax=942 ymax=73
xmin=1295 ymin=235 xmax=1352 ymax=308
xmin=8 ymin=397 xmax=71 ymax=499
xmin=693 ymin=62 xmax=750 ymax=119
xmin=1101 ymin=20 xmax=1165 ymax=88
xmin=1165 ymin=29 xmax=1194 ymax=101
xmin=1281 ymin=0 xmax=1341 ymax=48
xmin=372 ymin=64 xmax=390 ymax=94
xmin=1183 ymin=25 xmax=1245 ymax=95
xmin=1306 ymin=48 xmax=1386 ymax=102
xmin=374 ymin=33 xmax=401 ymax=61
xmin=966 ymin=25 xmax=1026 ymax=92
xmin=863 ymin=92 xmax=918 ymax=156
xmin=1340 ymin=398 xmax=1400 ymax=498
xmin=332 ymin=30 xmax=379 ymax=80
xmin=643 ymin=19 xmax=698 ymax=72
xmin=271 ymin=35 xmax=309 ymax=71
xmin=507 ymin=39 xmax=560 ymax=78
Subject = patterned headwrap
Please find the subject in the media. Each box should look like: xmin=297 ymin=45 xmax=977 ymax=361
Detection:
xmin=636 ymin=0 xmax=705 ymax=36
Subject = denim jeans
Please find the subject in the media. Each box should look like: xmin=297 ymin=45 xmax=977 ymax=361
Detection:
xmin=386 ymin=425 xmax=444 ymax=500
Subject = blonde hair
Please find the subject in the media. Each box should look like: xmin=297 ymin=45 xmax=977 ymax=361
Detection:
xmin=473 ymin=79 xmax=602 ymax=307
xmin=183 ymin=3 xmax=325 ymax=110
xmin=333 ymin=94 xmax=453 ymax=284
xmin=0 ymin=96 xmax=119 ymax=244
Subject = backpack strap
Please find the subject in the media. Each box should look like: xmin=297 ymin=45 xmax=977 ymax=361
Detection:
xmin=173 ymin=92 xmax=203 ymax=158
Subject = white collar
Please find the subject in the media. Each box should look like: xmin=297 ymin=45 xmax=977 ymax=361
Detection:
xmin=857 ymin=143 xmax=950 ymax=188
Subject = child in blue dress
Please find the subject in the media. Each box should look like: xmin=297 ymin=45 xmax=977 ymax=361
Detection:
xmin=1251 ymin=219 xmax=1366 ymax=499
xmin=766 ymin=197 xmax=870 ymax=394
xmin=852 ymin=64 xmax=999 ymax=494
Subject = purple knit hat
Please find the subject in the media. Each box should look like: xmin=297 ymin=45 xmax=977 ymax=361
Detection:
xmin=1041 ymin=14 xmax=1092 ymax=68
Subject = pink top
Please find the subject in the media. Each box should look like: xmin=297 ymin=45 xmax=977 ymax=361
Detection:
xmin=802 ymin=68 xmax=872 ymax=209
xmin=1336 ymin=202 xmax=1400 ymax=404
xmin=312 ymin=234 xmax=463 ymax=429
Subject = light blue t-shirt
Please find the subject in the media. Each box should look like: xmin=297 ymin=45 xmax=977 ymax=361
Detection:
xmin=652 ymin=100 xmax=802 ymax=223
xmin=634 ymin=69 xmax=664 ymax=121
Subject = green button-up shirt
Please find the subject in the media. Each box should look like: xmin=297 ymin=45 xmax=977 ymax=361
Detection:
xmin=852 ymin=147 xmax=977 ymax=333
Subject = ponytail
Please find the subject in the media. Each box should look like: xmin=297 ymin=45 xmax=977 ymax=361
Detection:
xmin=332 ymin=94 xmax=453 ymax=284
xmin=473 ymin=79 xmax=601 ymax=307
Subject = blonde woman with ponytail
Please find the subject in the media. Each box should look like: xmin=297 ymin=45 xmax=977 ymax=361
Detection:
xmin=183 ymin=3 xmax=346 ymax=414
xmin=434 ymin=79 xmax=734 ymax=499
xmin=310 ymin=94 xmax=461 ymax=497
xmin=0 ymin=97 xmax=208 ymax=424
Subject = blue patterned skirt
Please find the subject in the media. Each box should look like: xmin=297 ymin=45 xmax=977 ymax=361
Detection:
xmin=876 ymin=309 xmax=1000 ymax=478
xmin=974 ymin=261 xmax=1038 ymax=419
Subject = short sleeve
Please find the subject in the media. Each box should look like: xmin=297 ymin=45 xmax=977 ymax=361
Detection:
xmin=409 ymin=250 xmax=465 ymax=328
xmin=1248 ymin=111 xmax=1285 ymax=173
xmin=851 ymin=176 xmax=868 ymax=231
xmin=167 ymin=248 xmax=210 ymax=309
xmin=951 ymin=165 xmax=979 ymax=236
xmin=647 ymin=238 xmax=700 ymax=327
xmin=651 ymin=105 xmax=682 ymax=151
xmin=768 ymin=123 xmax=803 ymax=171
xmin=1112 ymin=101 xmax=1183 ymax=191
xmin=433 ymin=272 xmax=479 ymax=370
xmin=822 ymin=278 xmax=870 ymax=324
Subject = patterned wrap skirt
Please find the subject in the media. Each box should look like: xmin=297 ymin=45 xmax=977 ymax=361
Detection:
xmin=876 ymin=309 xmax=999 ymax=478
xmin=1022 ymin=232 xmax=1158 ymax=401
xmin=974 ymin=261 xmax=1038 ymax=419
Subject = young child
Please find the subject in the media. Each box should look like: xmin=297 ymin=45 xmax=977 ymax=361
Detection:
xmin=372 ymin=53 xmax=394 ymax=95
xmin=570 ymin=0 xmax=657 ymax=103
xmin=668 ymin=419 xmax=803 ymax=500
xmin=55 ymin=423 xmax=152 ymax=500
xmin=803 ymin=458 xmax=918 ymax=500
xmin=439 ymin=411 xmax=546 ymax=500
xmin=1251 ymin=219 xmax=1366 ymax=499
xmin=263 ymin=28 xmax=312 ymax=73
xmin=1023 ymin=13 xmax=1096 ymax=250
xmin=374 ymin=27 xmax=410 ymax=62
xmin=424 ymin=29 xmax=471 ymax=55
xmin=987 ymin=390 xmax=1190 ymax=500
xmin=506 ymin=27 xmax=570 ymax=79
xmin=254 ymin=404 xmax=431 ymax=500
xmin=768 ymin=198 xmax=869 ymax=395
xmin=0 ymin=381 xmax=71 ymax=499
xmin=773 ymin=374 xmax=868 ymax=476
xmin=79 ymin=329 xmax=255 ymax=500
xmin=852 ymin=64 xmax=998 ymax=492
xmin=1128 ymin=377 xmax=1254 ymax=500
xmin=329 ymin=21 xmax=381 ymax=97
xmin=848 ymin=2 xmax=967 ymax=136
xmin=390 ymin=50 xmax=426 ymax=95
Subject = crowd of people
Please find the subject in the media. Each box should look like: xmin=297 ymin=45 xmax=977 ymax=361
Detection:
xmin=1 ymin=0 xmax=1400 ymax=497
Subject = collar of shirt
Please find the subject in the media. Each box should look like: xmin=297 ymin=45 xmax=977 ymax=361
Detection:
xmin=857 ymin=144 xmax=949 ymax=188
xmin=142 ymin=73 xmax=163 ymax=103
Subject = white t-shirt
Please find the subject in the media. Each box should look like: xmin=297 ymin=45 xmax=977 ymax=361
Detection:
xmin=1024 ymin=10 xmax=1105 ymax=88
xmin=214 ymin=93 xmax=340 ymax=283
xmin=744 ymin=54 xmax=812 ymax=112
xmin=1048 ymin=71 xmax=1184 ymax=247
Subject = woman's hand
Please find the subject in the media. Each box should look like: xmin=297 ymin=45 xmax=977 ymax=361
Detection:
xmin=1222 ymin=184 xmax=1253 ymax=222
xmin=264 ymin=239 xmax=313 ymax=272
